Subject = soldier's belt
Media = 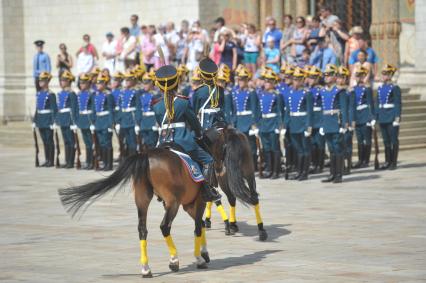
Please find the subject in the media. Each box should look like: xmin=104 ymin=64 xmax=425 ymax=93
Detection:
xmin=323 ymin=109 xmax=340 ymax=115
xmin=290 ymin=111 xmax=307 ymax=116
xmin=313 ymin=107 xmax=322 ymax=112
xmin=122 ymin=107 xmax=136 ymax=112
xmin=161 ymin=122 xmax=185 ymax=129
xmin=96 ymin=111 xmax=110 ymax=116
xmin=79 ymin=110 xmax=92 ymax=115
xmin=142 ymin=111 xmax=155 ymax=116
xmin=379 ymin=103 xmax=395 ymax=109
xmin=236 ymin=110 xmax=252 ymax=116
xmin=262 ymin=113 xmax=277 ymax=118
xmin=203 ymin=108 xmax=220 ymax=114
xmin=37 ymin=109 xmax=52 ymax=114
xmin=58 ymin=108 xmax=71 ymax=113
xmin=356 ymin=104 xmax=368 ymax=110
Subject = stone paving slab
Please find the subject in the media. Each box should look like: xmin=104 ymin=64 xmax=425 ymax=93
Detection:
xmin=0 ymin=145 xmax=426 ymax=282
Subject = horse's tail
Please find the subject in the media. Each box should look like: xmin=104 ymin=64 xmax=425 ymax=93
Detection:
xmin=58 ymin=152 xmax=150 ymax=218
xmin=224 ymin=129 xmax=258 ymax=206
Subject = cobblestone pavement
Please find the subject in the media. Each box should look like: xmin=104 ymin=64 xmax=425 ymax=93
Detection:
xmin=1 ymin=146 xmax=425 ymax=283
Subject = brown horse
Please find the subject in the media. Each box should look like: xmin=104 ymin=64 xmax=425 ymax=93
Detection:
xmin=58 ymin=148 xmax=210 ymax=277
xmin=205 ymin=126 xmax=268 ymax=241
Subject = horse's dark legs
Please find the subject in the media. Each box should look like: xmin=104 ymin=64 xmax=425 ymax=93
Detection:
xmin=223 ymin=187 xmax=239 ymax=233
xmin=245 ymin=174 xmax=268 ymax=241
xmin=216 ymin=176 xmax=235 ymax=236
xmin=204 ymin=201 xmax=212 ymax=228
xmin=160 ymin=201 xmax=180 ymax=272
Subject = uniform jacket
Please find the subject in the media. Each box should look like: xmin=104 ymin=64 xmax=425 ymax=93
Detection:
xmin=376 ymin=83 xmax=401 ymax=124
xmin=193 ymin=84 xmax=226 ymax=128
xmin=117 ymin=87 xmax=141 ymax=128
xmin=93 ymin=90 xmax=114 ymax=130
xmin=256 ymin=89 xmax=282 ymax=133
xmin=137 ymin=90 xmax=160 ymax=130
xmin=55 ymin=89 xmax=78 ymax=127
xmin=35 ymin=90 xmax=57 ymax=128
xmin=320 ymin=85 xmax=348 ymax=133
xmin=352 ymin=85 xmax=374 ymax=125
xmin=230 ymin=87 xmax=258 ymax=133
xmin=285 ymin=87 xmax=313 ymax=134
xmin=76 ymin=90 xmax=95 ymax=129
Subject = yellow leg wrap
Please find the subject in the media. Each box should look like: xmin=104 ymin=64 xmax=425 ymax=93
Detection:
xmin=201 ymin=227 xmax=207 ymax=247
xmin=229 ymin=206 xmax=236 ymax=223
xmin=140 ymin=240 xmax=148 ymax=265
xmin=216 ymin=204 xmax=229 ymax=221
xmin=205 ymin=202 xmax=212 ymax=218
xmin=194 ymin=236 xmax=202 ymax=257
xmin=164 ymin=235 xmax=177 ymax=257
xmin=254 ymin=204 xmax=263 ymax=224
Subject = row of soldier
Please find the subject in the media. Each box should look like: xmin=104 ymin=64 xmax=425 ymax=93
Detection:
xmin=32 ymin=59 xmax=401 ymax=184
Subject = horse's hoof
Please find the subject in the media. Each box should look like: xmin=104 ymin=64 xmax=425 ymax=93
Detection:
xmin=205 ymin=218 xmax=211 ymax=229
xmin=258 ymin=229 xmax=268 ymax=241
xmin=141 ymin=265 xmax=152 ymax=278
xmin=230 ymin=222 xmax=239 ymax=233
xmin=169 ymin=257 xmax=179 ymax=272
xmin=224 ymin=222 xmax=235 ymax=236
xmin=201 ymin=251 xmax=210 ymax=263
xmin=197 ymin=262 xmax=208 ymax=269
xmin=142 ymin=272 xmax=153 ymax=278
xmin=196 ymin=256 xmax=208 ymax=269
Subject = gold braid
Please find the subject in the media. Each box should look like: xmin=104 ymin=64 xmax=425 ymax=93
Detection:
xmin=156 ymin=77 xmax=179 ymax=123
xmin=200 ymin=71 xmax=219 ymax=108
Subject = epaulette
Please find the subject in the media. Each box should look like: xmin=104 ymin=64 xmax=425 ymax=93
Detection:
xmin=176 ymin=94 xmax=189 ymax=100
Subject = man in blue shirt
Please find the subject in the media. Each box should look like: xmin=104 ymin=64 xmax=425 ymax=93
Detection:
xmin=129 ymin=14 xmax=140 ymax=37
xmin=262 ymin=17 xmax=282 ymax=49
xmin=33 ymin=40 xmax=51 ymax=91
xmin=348 ymin=38 xmax=379 ymax=76
xmin=309 ymin=37 xmax=337 ymax=72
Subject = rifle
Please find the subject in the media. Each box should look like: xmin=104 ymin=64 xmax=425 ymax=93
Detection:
xmin=91 ymin=129 xmax=100 ymax=170
xmin=74 ymin=130 xmax=81 ymax=169
xmin=373 ymin=124 xmax=380 ymax=170
xmin=115 ymin=127 xmax=124 ymax=159
xmin=55 ymin=128 xmax=61 ymax=168
xmin=131 ymin=111 xmax=142 ymax=153
xmin=29 ymin=109 xmax=40 ymax=167
xmin=255 ymin=134 xmax=264 ymax=178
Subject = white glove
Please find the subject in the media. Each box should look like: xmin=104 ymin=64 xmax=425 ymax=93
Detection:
xmin=135 ymin=125 xmax=140 ymax=133
xmin=70 ymin=124 xmax=78 ymax=131
xmin=107 ymin=128 xmax=113 ymax=133
xmin=274 ymin=128 xmax=280 ymax=134
xmin=370 ymin=119 xmax=376 ymax=127
xmin=280 ymin=128 xmax=287 ymax=135
xmin=249 ymin=128 xmax=259 ymax=136
xmin=89 ymin=125 xmax=95 ymax=132
xmin=319 ymin=127 xmax=325 ymax=136
xmin=348 ymin=126 xmax=354 ymax=132
xmin=115 ymin=124 xmax=121 ymax=133
xmin=152 ymin=125 xmax=159 ymax=131
xmin=32 ymin=123 xmax=36 ymax=129
xmin=392 ymin=120 xmax=400 ymax=127
xmin=366 ymin=122 xmax=371 ymax=127
xmin=339 ymin=127 xmax=347 ymax=134
xmin=50 ymin=123 xmax=57 ymax=130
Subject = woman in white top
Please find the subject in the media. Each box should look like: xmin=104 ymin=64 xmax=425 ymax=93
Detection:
xmin=101 ymin=32 xmax=117 ymax=74
xmin=119 ymin=27 xmax=137 ymax=70
xmin=243 ymin=24 xmax=261 ymax=75
xmin=182 ymin=27 xmax=205 ymax=71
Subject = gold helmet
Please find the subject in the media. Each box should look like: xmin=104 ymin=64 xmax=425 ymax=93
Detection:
xmin=292 ymin=67 xmax=305 ymax=78
xmin=96 ymin=74 xmax=109 ymax=83
xmin=338 ymin=66 xmax=350 ymax=77
xmin=355 ymin=67 xmax=368 ymax=76
xmin=306 ymin=65 xmax=322 ymax=76
xmin=79 ymin=73 xmax=91 ymax=82
xmin=217 ymin=69 xmax=231 ymax=83
xmin=60 ymin=70 xmax=75 ymax=81
xmin=90 ymin=67 xmax=101 ymax=78
xmin=382 ymin=64 xmax=397 ymax=75
xmin=262 ymin=68 xmax=278 ymax=82
xmin=124 ymin=70 xmax=137 ymax=80
xmin=112 ymin=71 xmax=124 ymax=80
xmin=177 ymin=64 xmax=189 ymax=77
xmin=39 ymin=71 xmax=52 ymax=81
xmin=191 ymin=67 xmax=202 ymax=82
xmin=236 ymin=66 xmax=252 ymax=79
xmin=284 ymin=65 xmax=296 ymax=76
xmin=324 ymin=64 xmax=338 ymax=75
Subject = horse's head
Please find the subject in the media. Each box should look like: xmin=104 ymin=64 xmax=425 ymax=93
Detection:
xmin=203 ymin=124 xmax=229 ymax=164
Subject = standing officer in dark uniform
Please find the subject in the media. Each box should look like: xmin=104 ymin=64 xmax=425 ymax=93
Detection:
xmin=55 ymin=70 xmax=78 ymax=168
xmin=193 ymin=58 xmax=226 ymax=129
xmin=230 ymin=66 xmax=259 ymax=168
xmin=305 ymin=66 xmax=325 ymax=173
xmin=116 ymin=70 xmax=141 ymax=156
xmin=285 ymin=67 xmax=313 ymax=181
xmin=188 ymin=67 xmax=203 ymax=106
xmin=153 ymin=64 xmax=221 ymax=202
xmin=136 ymin=71 xmax=161 ymax=149
xmin=376 ymin=64 xmax=401 ymax=170
xmin=320 ymin=64 xmax=348 ymax=183
xmin=216 ymin=65 xmax=233 ymax=124
xmin=93 ymin=74 xmax=114 ymax=171
xmin=336 ymin=66 xmax=353 ymax=175
xmin=33 ymin=71 xmax=57 ymax=167
xmin=76 ymin=73 xmax=96 ymax=169
xmin=177 ymin=64 xmax=191 ymax=97
xmin=352 ymin=67 xmax=375 ymax=168
xmin=256 ymin=68 xmax=282 ymax=179
xmin=111 ymin=71 xmax=124 ymax=123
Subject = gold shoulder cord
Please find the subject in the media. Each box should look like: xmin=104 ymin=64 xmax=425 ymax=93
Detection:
xmin=156 ymin=74 xmax=179 ymax=123
xmin=200 ymin=70 xmax=219 ymax=108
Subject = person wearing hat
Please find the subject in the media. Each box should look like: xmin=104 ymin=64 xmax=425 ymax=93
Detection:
xmin=55 ymin=70 xmax=78 ymax=168
xmin=188 ymin=67 xmax=203 ymax=106
xmin=92 ymin=74 xmax=114 ymax=171
xmin=111 ymin=72 xmax=124 ymax=123
xmin=193 ymin=58 xmax=226 ymax=130
xmin=33 ymin=71 xmax=56 ymax=167
xmin=33 ymin=40 xmax=52 ymax=91
xmin=230 ymin=66 xmax=259 ymax=168
xmin=177 ymin=64 xmax=191 ymax=98
xmin=305 ymin=65 xmax=325 ymax=174
xmin=319 ymin=64 xmax=348 ymax=183
xmin=89 ymin=67 xmax=101 ymax=92
xmin=351 ymin=67 xmax=375 ymax=169
xmin=336 ymin=66 xmax=353 ymax=175
xmin=256 ymin=68 xmax=282 ymax=179
xmin=76 ymin=73 xmax=96 ymax=169
xmin=216 ymin=66 xmax=233 ymax=124
xmin=102 ymin=32 xmax=117 ymax=74
xmin=135 ymin=71 xmax=161 ymax=149
xmin=310 ymin=36 xmax=337 ymax=72
xmin=376 ymin=64 xmax=401 ymax=170
xmin=115 ymin=70 xmax=141 ymax=157
xmin=153 ymin=64 xmax=221 ymax=202
xmin=284 ymin=67 xmax=313 ymax=181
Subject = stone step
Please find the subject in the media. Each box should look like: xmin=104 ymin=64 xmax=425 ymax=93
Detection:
xmin=353 ymin=134 xmax=426 ymax=147
xmin=402 ymin=113 xmax=426 ymax=122
xmin=402 ymin=106 xmax=426 ymax=114
xmin=403 ymin=100 xmax=426 ymax=107
xmin=402 ymin=94 xmax=420 ymax=101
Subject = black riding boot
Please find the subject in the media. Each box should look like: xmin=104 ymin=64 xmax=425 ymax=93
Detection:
xmin=271 ymin=153 xmax=281 ymax=179
xmin=333 ymin=154 xmax=343 ymax=183
xmin=322 ymin=154 xmax=335 ymax=182
xmin=83 ymin=148 xmax=93 ymax=170
xmin=364 ymin=144 xmax=372 ymax=167
xmin=46 ymin=144 xmax=54 ymax=167
xmin=389 ymin=144 xmax=399 ymax=170
xmin=310 ymin=147 xmax=318 ymax=174
xmin=290 ymin=155 xmax=303 ymax=180
xmin=252 ymin=154 xmax=258 ymax=172
xmin=380 ymin=146 xmax=391 ymax=170
xmin=344 ymin=154 xmax=351 ymax=175
xmin=200 ymin=164 xmax=221 ymax=202
xmin=299 ymin=155 xmax=310 ymax=181
xmin=67 ymin=147 xmax=75 ymax=168
xmin=318 ymin=149 xmax=325 ymax=173
xmin=260 ymin=151 xmax=272 ymax=179
xmin=99 ymin=147 xmax=106 ymax=170
xmin=352 ymin=144 xmax=363 ymax=169
xmin=104 ymin=148 xmax=113 ymax=171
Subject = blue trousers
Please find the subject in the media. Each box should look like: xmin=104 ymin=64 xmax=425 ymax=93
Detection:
xmin=260 ymin=132 xmax=279 ymax=152
xmin=96 ymin=129 xmax=112 ymax=148
xmin=80 ymin=129 xmax=93 ymax=150
xmin=121 ymin=127 xmax=137 ymax=151
xmin=188 ymin=145 xmax=213 ymax=167
xmin=311 ymin=128 xmax=325 ymax=149
xmin=379 ymin=123 xmax=399 ymax=147
xmin=140 ymin=130 xmax=158 ymax=148
xmin=344 ymin=131 xmax=353 ymax=158
xmin=355 ymin=124 xmax=372 ymax=145
xmin=61 ymin=126 xmax=75 ymax=147
xmin=290 ymin=133 xmax=311 ymax=156
xmin=39 ymin=128 xmax=53 ymax=147
xmin=325 ymin=133 xmax=344 ymax=155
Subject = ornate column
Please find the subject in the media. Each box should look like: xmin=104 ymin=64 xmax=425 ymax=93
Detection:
xmin=295 ymin=0 xmax=309 ymax=17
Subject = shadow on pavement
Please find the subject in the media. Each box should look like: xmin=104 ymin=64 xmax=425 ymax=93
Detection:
xmin=343 ymin=174 xmax=380 ymax=182
xmin=231 ymin=221 xmax=291 ymax=242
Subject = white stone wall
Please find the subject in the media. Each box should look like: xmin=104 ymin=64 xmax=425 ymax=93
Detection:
xmin=21 ymin=0 xmax=199 ymax=113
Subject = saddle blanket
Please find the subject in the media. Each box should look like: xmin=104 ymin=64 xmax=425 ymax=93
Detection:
xmin=170 ymin=149 xmax=205 ymax=183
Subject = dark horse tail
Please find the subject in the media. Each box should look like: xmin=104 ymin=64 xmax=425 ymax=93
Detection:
xmin=58 ymin=152 xmax=149 ymax=217
xmin=224 ymin=129 xmax=259 ymax=206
